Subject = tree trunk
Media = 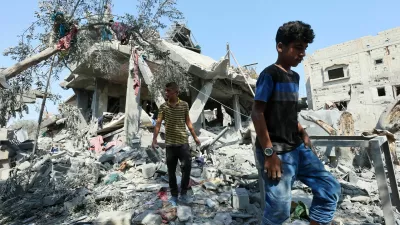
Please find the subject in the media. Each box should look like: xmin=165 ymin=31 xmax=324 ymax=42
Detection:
xmin=32 ymin=56 xmax=56 ymax=155
xmin=0 ymin=45 xmax=59 ymax=88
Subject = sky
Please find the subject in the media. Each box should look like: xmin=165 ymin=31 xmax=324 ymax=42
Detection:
xmin=1 ymin=0 xmax=400 ymax=124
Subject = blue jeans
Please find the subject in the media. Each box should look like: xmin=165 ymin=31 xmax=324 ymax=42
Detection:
xmin=256 ymin=144 xmax=341 ymax=225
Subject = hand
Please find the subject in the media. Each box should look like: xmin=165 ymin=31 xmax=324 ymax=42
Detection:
xmin=194 ymin=137 xmax=201 ymax=146
xmin=264 ymin=153 xmax=283 ymax=180
xmin=302 ymin=133 xmax=318 ymax=156
xmin=152 ymin=139 xmax=158 ymax=149
xmin=302 ymin=133 xmax=312 ymax=149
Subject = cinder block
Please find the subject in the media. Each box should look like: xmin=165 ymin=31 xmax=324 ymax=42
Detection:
xmin=0 ymin=150 xmax=9 ymax=160
xmin=0 ymin=159 xmax=10 ymax=169
xmin=0 ymin=128 xmax=7 ymax=141
xmin=141 ymin=163 xmax=157 ymax=178
xmin=0 ymin=168 xmax=11 ymax=180
xmin=232 ymin=188 xmax=249 ymax=210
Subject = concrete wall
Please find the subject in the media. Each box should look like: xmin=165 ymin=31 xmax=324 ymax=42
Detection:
xmin=304 ymin=27 xmax=400 ymax=132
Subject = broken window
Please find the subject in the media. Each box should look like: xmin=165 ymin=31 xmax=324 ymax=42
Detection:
xmin=328 ymin=68 xmax=345 ymax=80
xmin=377 ymin=87 xmax=386 ymax=97
xmin=107 ymin=97 xmax=120 ymax=113
xmin=394 ymin=85 xmax=400 ymax=97
xmin=375 ymin=59 xmax=383 ymax=65
xmin=334 ymin=101 xmax=348 ymax=111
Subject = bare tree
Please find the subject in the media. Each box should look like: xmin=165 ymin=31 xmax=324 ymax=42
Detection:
xmin=0 ymin=0 xmax=184 ymax=126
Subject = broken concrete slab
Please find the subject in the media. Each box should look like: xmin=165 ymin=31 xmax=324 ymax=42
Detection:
xmin=17 ymin=161 xmax=31 ymax=170
xmin=133 ymin=210 xmax=162 ymax=225
xmin=43 ymin=194 xmax=64 ymax=207
xmin=177 ymin=205 xmax=192 ymax=222
xmin=141 ymin=163 xmax=157 ymax=178
xmin=189 ymin=81 xmax=213 ymax=124
xmin=0 ymin=150 xmax=9 ymax=160
xmin=232 ymin=188 xmax=249 ymax=210
xmin=94 ymin=211 xmax=132 ymax=225
xmin=203 ymin=181 xmax=218 ymax=191
xmin=213 ymin=212 xmax=232 ymax=225
xmin=0 ymin=168 xmax=11 ymax=180
xmin=202 ymin=167 xmax=218 ymax=179
xmin=0 ymin=128 xmax=7 ymax=141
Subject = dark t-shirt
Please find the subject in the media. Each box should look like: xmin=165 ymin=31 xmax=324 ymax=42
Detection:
xmin=254 ymin=64 xmax=302 ymax=153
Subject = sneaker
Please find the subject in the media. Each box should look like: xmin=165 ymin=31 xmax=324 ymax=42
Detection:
xmin=168 ymin=196 xmax=178 ymax=206
xmin=179 ymin=194 xmax=193 ymax=204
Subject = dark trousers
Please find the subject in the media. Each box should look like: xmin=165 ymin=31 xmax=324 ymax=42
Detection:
xmin=166 ymin=143 xmax=191 ymax=197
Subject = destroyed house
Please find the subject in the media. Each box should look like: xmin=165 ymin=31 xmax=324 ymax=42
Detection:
xmin=304 ymin=27 xmax=400 ymax=131
xmin=59 ymin=24 xmax=256 ymax=144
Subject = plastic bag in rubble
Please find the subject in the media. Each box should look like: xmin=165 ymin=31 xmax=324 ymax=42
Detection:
xmin=290 ymin=201 xmax=309 ymax=220
xmin=104 ymin=173 xmax=120 ymax=184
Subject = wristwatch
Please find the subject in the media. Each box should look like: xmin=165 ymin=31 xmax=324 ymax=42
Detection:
xmin=263 ymin=147 xmax=274 ymax=157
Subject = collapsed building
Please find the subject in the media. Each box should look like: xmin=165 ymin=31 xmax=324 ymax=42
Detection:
xmin=304 ymin=27 xmax=400 ymax=131
xmin=58 ymin=24 xmax=255 ymax=142
xmin=2 ymin=23 xmax=400 ymax=225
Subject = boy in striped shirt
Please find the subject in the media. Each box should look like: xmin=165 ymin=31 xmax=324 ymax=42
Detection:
xmin=152 ymin=82 xmax=201 ymax=206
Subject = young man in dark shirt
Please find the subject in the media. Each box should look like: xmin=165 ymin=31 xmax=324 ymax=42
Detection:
xmin=152 ymin=82 xmax=201 ymax=206
xmin=252 ymin=21 xmax=341 ymax=225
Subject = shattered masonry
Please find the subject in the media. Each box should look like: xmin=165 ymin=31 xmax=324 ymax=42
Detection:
xmin=1 ymin=24 xmax=400 ymax=225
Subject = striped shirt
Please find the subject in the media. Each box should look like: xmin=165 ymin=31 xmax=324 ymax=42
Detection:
xmin=158 ymin=100 xmax=189 ymax=145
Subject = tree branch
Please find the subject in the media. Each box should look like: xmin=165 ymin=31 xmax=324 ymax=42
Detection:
xmin=69 ymin=0 xmax=83 ymax=20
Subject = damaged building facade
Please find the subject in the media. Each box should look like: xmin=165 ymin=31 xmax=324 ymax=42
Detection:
xmin=59 ymin=24 xmax=255 ymax=146
xmin=304 ymin=27 xmax=400 ymax=131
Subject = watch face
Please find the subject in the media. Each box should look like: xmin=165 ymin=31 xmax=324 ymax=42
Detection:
xmin=264 ymin=148 xmax=273 ymax=156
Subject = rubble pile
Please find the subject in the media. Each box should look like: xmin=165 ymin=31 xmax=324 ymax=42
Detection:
xmin=1 ymin=108 xmax=400 ymax=224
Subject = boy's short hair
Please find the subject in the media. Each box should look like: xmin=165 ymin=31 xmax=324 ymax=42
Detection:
xmin=165 ymin=82 xmax=179 ymax=91
xmin=276 ymin=21 xmax=315 ymax=45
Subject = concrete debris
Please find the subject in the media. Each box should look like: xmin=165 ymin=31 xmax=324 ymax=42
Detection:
xmin=177 ymin=205 xmax=192 ymax=222
xmin=0 ymin=119 xmax=399 ymax=225
xmin=2 ymin=97 xmax=400 ymax=224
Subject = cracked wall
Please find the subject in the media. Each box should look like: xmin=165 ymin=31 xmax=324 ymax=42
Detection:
xmin=304 ymin=27 xmax=400 ymax=131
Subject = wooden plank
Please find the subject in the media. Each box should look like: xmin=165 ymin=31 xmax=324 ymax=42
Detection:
xmin=368 ymin=139 xmax=395 ymax=225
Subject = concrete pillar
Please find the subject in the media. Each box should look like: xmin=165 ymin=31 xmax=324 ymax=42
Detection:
xmin=124 ymin=53 xmax=141 ymax=146
xmin=189 ymin=80 xmax=213 ymax=128
xmin=91 ymin=78 xmax=108 ymax=119
xmin=137 ymin=56 xmax=165 ymax=108
xmin=233 ymin=95 xmax=242 ymax=130
xmin=74 ymin=89 xmax=89 ymax=122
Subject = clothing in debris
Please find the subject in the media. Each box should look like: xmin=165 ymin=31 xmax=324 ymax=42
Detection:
xmin=101 ymin=28 xmax=113 ymax=41
xmin=158 ymin=99 xmax=189 ymax=145
xmin=256 ymin=144 xmax=341 ymax=225
xmin=110 ymin=22 xmax=133 ymax=45
xmin=166 ymin=143 xmax=192 ymax=197
xmin=56 ymin=25 xmax=78 ymax=50
xmin=254 ymin=64 xmax=302 ymax=153
xmin=89 ymin=135 xmax=104 ymax=153
xmin=52 ymin=12 xmax=67 ymax=38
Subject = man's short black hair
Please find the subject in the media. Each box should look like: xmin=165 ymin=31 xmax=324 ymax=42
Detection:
xmin=165 ymin=82 xmax=179 ymax=91
xmin=276 ymin=21 xmax=315 ymax=45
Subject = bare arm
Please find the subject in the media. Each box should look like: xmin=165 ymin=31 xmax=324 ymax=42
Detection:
xmin=186 ymin=114 xmax=198 ymax=140
xmin=298 ymin=122 xmax=316 ymax=155
xmin=152 ymin=117 xmax=163 ymax=142
xmin=298 ymin=122 xmax=307 ymax=137
xmin=252 ymin=100 xmax=282 ymax=180
xmin=251 ymin=101 xmax=273 ymax=149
